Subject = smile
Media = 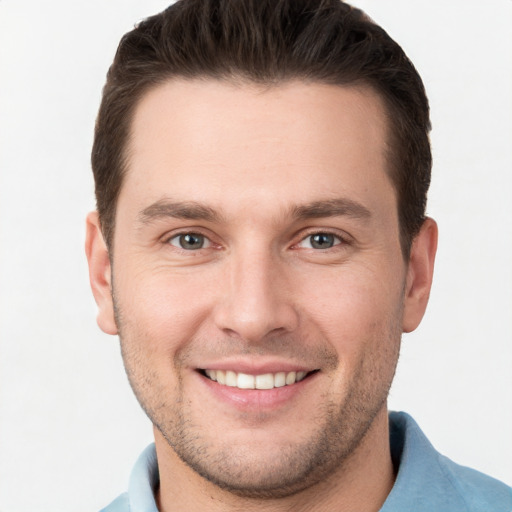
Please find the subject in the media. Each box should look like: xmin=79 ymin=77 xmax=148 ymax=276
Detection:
xmin=202 ymin=369 xmax=314 ymax=390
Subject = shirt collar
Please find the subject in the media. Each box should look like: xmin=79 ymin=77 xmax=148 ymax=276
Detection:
xmin=128 ymin=443 xmax=160 ymax=512
xmin=126 ymin=412 xmax=492 ymax=511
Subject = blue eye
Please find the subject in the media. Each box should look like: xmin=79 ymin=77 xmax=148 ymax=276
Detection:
xmin=169 ymin=233 xmax=210 ymax=250
xmin=298 ymin=233 xmax=341 ymax=250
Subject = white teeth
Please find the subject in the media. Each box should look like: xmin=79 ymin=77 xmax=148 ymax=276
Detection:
xmin=205 ymin=369 xmax=217 ymax=381
xmin=237 ymin=373 xmax=255 ymax=389
xmin=274 ymin=372 xmax=286 ymax=388
xmin=285 ymin=371 xmax=296 ymax=385
xmin=204 ymin=369 xmax=310 ymax=389
xmin=296 ymin=371 xmax=307 ymax=382
xmin=225 ymin=370 xmax=237 ymax=387
xmin=255 ymin=373 xmax=274 ymax=390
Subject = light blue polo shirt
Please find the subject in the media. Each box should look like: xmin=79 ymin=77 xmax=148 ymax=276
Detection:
xmin=100 ymin=412 xmax=512 ymax=511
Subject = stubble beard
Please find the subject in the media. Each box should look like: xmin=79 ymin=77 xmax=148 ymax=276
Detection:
xmin=114 ymin=299 xmax=402 ymax=499
xmin=161 ymin=371 xmax=395 ymax=499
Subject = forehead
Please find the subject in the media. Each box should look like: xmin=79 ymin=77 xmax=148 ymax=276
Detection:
xmin=121 ymin=79 xmax=394 ymax=219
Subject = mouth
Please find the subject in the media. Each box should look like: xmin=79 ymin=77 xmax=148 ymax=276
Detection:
xmin=199 ymin=369 xmax=318 ymax=390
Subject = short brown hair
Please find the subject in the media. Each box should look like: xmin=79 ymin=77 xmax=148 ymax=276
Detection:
xmin=92 ymin=0 xmax=431 ymax=256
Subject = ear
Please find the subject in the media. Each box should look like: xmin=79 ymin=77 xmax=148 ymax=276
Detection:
xmin=402 ymin=217 xmax=438 ymax=333
xmin=85 ymin=211 xmax=118 ymax=335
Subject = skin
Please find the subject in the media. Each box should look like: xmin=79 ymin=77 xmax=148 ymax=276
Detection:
xmin=86 ymin=79 xmax=437 ymax=512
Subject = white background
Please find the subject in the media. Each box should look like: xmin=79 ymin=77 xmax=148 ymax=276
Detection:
xmin=0 ymin=1 xmax=511 ymax=510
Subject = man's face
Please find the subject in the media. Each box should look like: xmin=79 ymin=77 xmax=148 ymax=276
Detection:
xmin=88 ymin=79 xmax=433 ymax=497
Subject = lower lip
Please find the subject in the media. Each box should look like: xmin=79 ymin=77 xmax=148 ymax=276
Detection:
xmin=198 ymin=372 xmax=317 ymax=410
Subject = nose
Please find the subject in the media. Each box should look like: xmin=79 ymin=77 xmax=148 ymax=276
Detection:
xmin=213 ymin=249 xmax=299 ymax=343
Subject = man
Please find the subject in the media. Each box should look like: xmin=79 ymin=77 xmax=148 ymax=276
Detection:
xmin=85 ymin=0 xmax=512 ymax=510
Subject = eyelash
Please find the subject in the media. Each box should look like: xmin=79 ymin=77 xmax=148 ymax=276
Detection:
xmin=293 ymin=229 xmax=351 ymax=252
xmin=163 ymin=229 xmax=350 ymax=252
xmin=295 ymin=232 xmax=343 ymax=249
xmin=165 ymin=231 xmax=214 ymax=251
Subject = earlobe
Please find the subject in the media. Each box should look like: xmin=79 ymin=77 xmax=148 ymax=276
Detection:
xmin=402 ymin=217 xmax=438 ymax=333
xmin=85 ymin=211 xmax=118 ymax=335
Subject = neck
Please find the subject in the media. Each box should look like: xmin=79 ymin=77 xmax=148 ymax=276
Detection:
xmin=155 ymin=407 xmax=395 ymax=512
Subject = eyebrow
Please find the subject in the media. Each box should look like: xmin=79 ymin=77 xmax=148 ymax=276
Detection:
xmin=137 ymin=197 xmax=371 ymax=226
xmin=138 ymin=199 xmax=223 ymax=224
xmin=291 ymin=198 xmax=372 ymax=221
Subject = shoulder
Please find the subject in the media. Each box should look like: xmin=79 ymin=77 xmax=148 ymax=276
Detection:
xmin=382 ymin=412 xmax=512 ymax=512
xmin=436 ymin=451 xmax=512 ymax=511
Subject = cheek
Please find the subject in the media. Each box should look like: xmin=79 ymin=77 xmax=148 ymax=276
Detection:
xmin=115 ymin=264 xmax=220 ymax=352
xmin=297 ymin=265 xmax=404 ymax=348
